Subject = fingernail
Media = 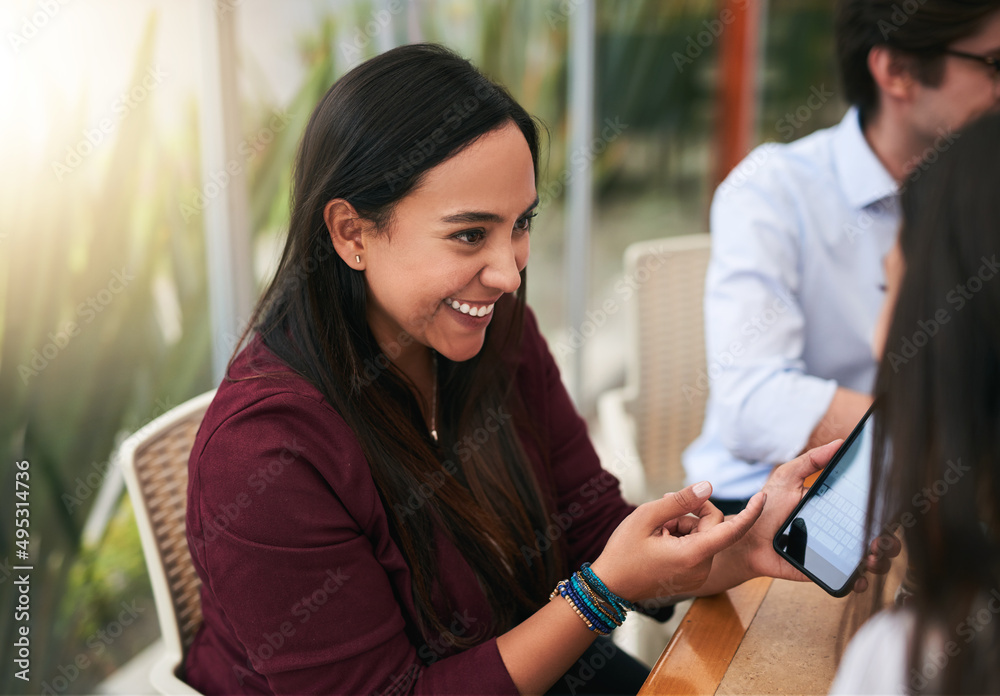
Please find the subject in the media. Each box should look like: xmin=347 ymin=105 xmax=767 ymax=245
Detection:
xmin=693 ymin=481 xmax=711 ymax=497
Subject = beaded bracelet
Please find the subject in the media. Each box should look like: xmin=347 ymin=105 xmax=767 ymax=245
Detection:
xmin=580 ymin=562 xmax=637 ymax=612
xmin=572 ymin=573 xmax=625 ymax=626
xmin=549 ymin=564 xmax=635 ymax=635
xmin=565 ymin=577 xmax=609 ymax=629
xmin=550 ymin=580 xmax=608 ymax=635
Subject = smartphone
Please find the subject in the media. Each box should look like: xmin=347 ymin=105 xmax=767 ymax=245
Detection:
xmin=772 ymin=406 xmax=877 ymax=597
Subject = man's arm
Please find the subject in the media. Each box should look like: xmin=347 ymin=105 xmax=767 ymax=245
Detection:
xmin=800 ymin=387 xmax=872 ymax=454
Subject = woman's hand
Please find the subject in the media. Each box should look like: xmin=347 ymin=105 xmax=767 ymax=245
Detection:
xmin=735 ymin=441 xmax=901 ymax=592
xmin=589 ymin=482 xmax=766 ymax=602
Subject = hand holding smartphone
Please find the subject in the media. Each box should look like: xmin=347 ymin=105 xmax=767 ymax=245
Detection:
xmin=773 ymin=406 xmax=877 ymax=597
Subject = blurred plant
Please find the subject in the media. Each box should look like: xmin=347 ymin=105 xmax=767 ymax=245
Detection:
xmin=0 ymin=13 xmax=213 ymax=693
xmin=0 ymin=9 xmax=341 ymax=694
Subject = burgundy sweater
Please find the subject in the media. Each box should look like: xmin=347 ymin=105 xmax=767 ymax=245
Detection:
xmin=185 ymin=308 xmax=642 ymax=695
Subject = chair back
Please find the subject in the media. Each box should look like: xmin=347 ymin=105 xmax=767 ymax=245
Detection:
xmin=118 ymin=390 xmax=215 ymax=691
xmin=623 ymin=234 xmax=711 ymax=494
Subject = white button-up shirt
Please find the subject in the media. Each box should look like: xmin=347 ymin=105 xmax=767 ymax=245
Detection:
xmin=683 ymin=107 xmax=899 ymax=499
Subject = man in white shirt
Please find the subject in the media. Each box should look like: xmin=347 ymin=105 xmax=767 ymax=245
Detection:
xmin=684 ymin=0 xmax=1000 ymax=512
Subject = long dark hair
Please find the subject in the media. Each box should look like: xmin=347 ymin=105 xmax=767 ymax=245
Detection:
xmin=235 ymin=44 xmax=565 ymax=647
xmin=861 ymin=112 xmax=1000 ymax=694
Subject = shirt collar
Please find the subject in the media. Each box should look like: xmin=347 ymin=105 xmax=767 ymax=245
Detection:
xmin=832 ymin=106 xmax=898 ymax=210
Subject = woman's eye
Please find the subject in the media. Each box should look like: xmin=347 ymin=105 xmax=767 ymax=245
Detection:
xmin=454 ymin=229 xmax=486 ymax=244
xmin=515 ymin=213 xmax=537 ymax=232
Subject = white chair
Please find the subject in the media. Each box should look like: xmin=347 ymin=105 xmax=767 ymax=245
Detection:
xmin=598 ymin=234 xmax=712 ymax=669
xmin=598 ymin=233 xmax=712 ymax=502
xmin=117 ymin=390 xmax=216 ymax=696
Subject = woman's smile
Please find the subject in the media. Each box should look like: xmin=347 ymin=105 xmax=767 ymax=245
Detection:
xmin=444 ymin=296 xmax=498 ymax=318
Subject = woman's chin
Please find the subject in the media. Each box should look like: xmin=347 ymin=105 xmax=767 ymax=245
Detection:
xmin=433 ymin=336 xmax=487 ymax=363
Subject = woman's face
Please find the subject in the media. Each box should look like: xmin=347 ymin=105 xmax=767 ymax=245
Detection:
xmin=362 ymin=122 xmax=537 ymax=364
xmin=872 ymin=240 xmax=906 ymax=360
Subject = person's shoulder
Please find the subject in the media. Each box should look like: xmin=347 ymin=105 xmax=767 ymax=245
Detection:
xmin=192 ymin=336 xmax=355 ymax=472
xmin=830 ymin=609 xmax=914 ymax=695
xmin=188 ymin=338 xmax=378 ymax=544
xmin=714 ymin=116 xmax=845 ymax=205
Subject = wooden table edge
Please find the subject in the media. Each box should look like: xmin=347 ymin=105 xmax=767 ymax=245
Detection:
xmin=638 ymin=577 xmax=774 ymax=696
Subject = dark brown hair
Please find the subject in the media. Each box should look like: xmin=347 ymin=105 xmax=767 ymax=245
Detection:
xmin=235 ymin=44 xmax=564 ymax=647
xmin=836 ymin=0 xmax=1000 ymax=123
xmin=860 ymin=112 xmax=1000 ymax=694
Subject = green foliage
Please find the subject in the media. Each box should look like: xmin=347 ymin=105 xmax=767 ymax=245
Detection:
xmin=0 ymin=10 xmax=341 ymax=693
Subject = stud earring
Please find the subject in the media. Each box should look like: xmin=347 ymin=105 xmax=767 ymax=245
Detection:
xmin=355 ymin=255 xmax=361 ymax=264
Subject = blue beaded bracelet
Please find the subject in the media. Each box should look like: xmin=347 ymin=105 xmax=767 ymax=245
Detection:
xmin=567 ymin=575 xmax=616 ymax=633
xmin=580 ymin=562 xmax=636 ymax=611
xmin=550 ymin=563 xmax=635 ymax=635
xmin=551 ymin=580 xmax=610 ymax=635
xmin=571 ymin=573 xmax=626 ymax=625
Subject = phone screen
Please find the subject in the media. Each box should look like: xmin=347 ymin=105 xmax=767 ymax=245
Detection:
xmin=773 ymin=408 xmax=876 ymax=596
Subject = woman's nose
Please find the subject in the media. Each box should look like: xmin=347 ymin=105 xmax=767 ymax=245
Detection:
xmin=480 ymin=237 xmax=524 ymax=294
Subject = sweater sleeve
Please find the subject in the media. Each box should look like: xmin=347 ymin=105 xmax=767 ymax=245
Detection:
xmin=188 ymin=391 xmax=519 ymax=696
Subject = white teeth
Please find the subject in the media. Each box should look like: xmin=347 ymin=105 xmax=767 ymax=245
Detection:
xmin=443 ymin=298 xmax=496 ymax=317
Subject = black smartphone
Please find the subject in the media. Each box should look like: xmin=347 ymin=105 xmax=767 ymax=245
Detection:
xmin=772 ymin=405 xmax=877 ymax=597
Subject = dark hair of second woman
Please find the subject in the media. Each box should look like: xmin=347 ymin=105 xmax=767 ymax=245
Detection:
xmin=233 ymin=43 xmax=566 ymax=647
xmin=862 ymin=112 xmax=1000 ymax=694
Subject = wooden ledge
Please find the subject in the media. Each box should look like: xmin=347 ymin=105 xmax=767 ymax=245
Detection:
xmin=639 ymin=577 xmax=772 ymax=695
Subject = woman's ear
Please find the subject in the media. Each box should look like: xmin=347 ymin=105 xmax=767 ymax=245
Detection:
xmin=324 ymin=199 xmax=369 ymax=270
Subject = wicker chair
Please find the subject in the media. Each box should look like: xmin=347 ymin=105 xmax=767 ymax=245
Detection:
xmin=118 ymin=390 xmax=216 ymax=696
xmin=598 ymin=234 xmax=712 ymax=501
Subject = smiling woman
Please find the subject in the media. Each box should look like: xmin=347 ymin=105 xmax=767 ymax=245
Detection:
xmin=325 ymin=122 xmax=538 ymax=367
xmin=183 ymin=43 xmax=877 ymax=696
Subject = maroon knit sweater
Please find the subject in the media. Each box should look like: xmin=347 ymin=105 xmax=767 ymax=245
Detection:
xmin=185 ymin=307 xmax=644 ymax=695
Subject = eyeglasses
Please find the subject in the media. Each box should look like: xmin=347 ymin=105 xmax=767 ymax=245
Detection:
xmin=942 ymin=48 xmax=1000 ymax=79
